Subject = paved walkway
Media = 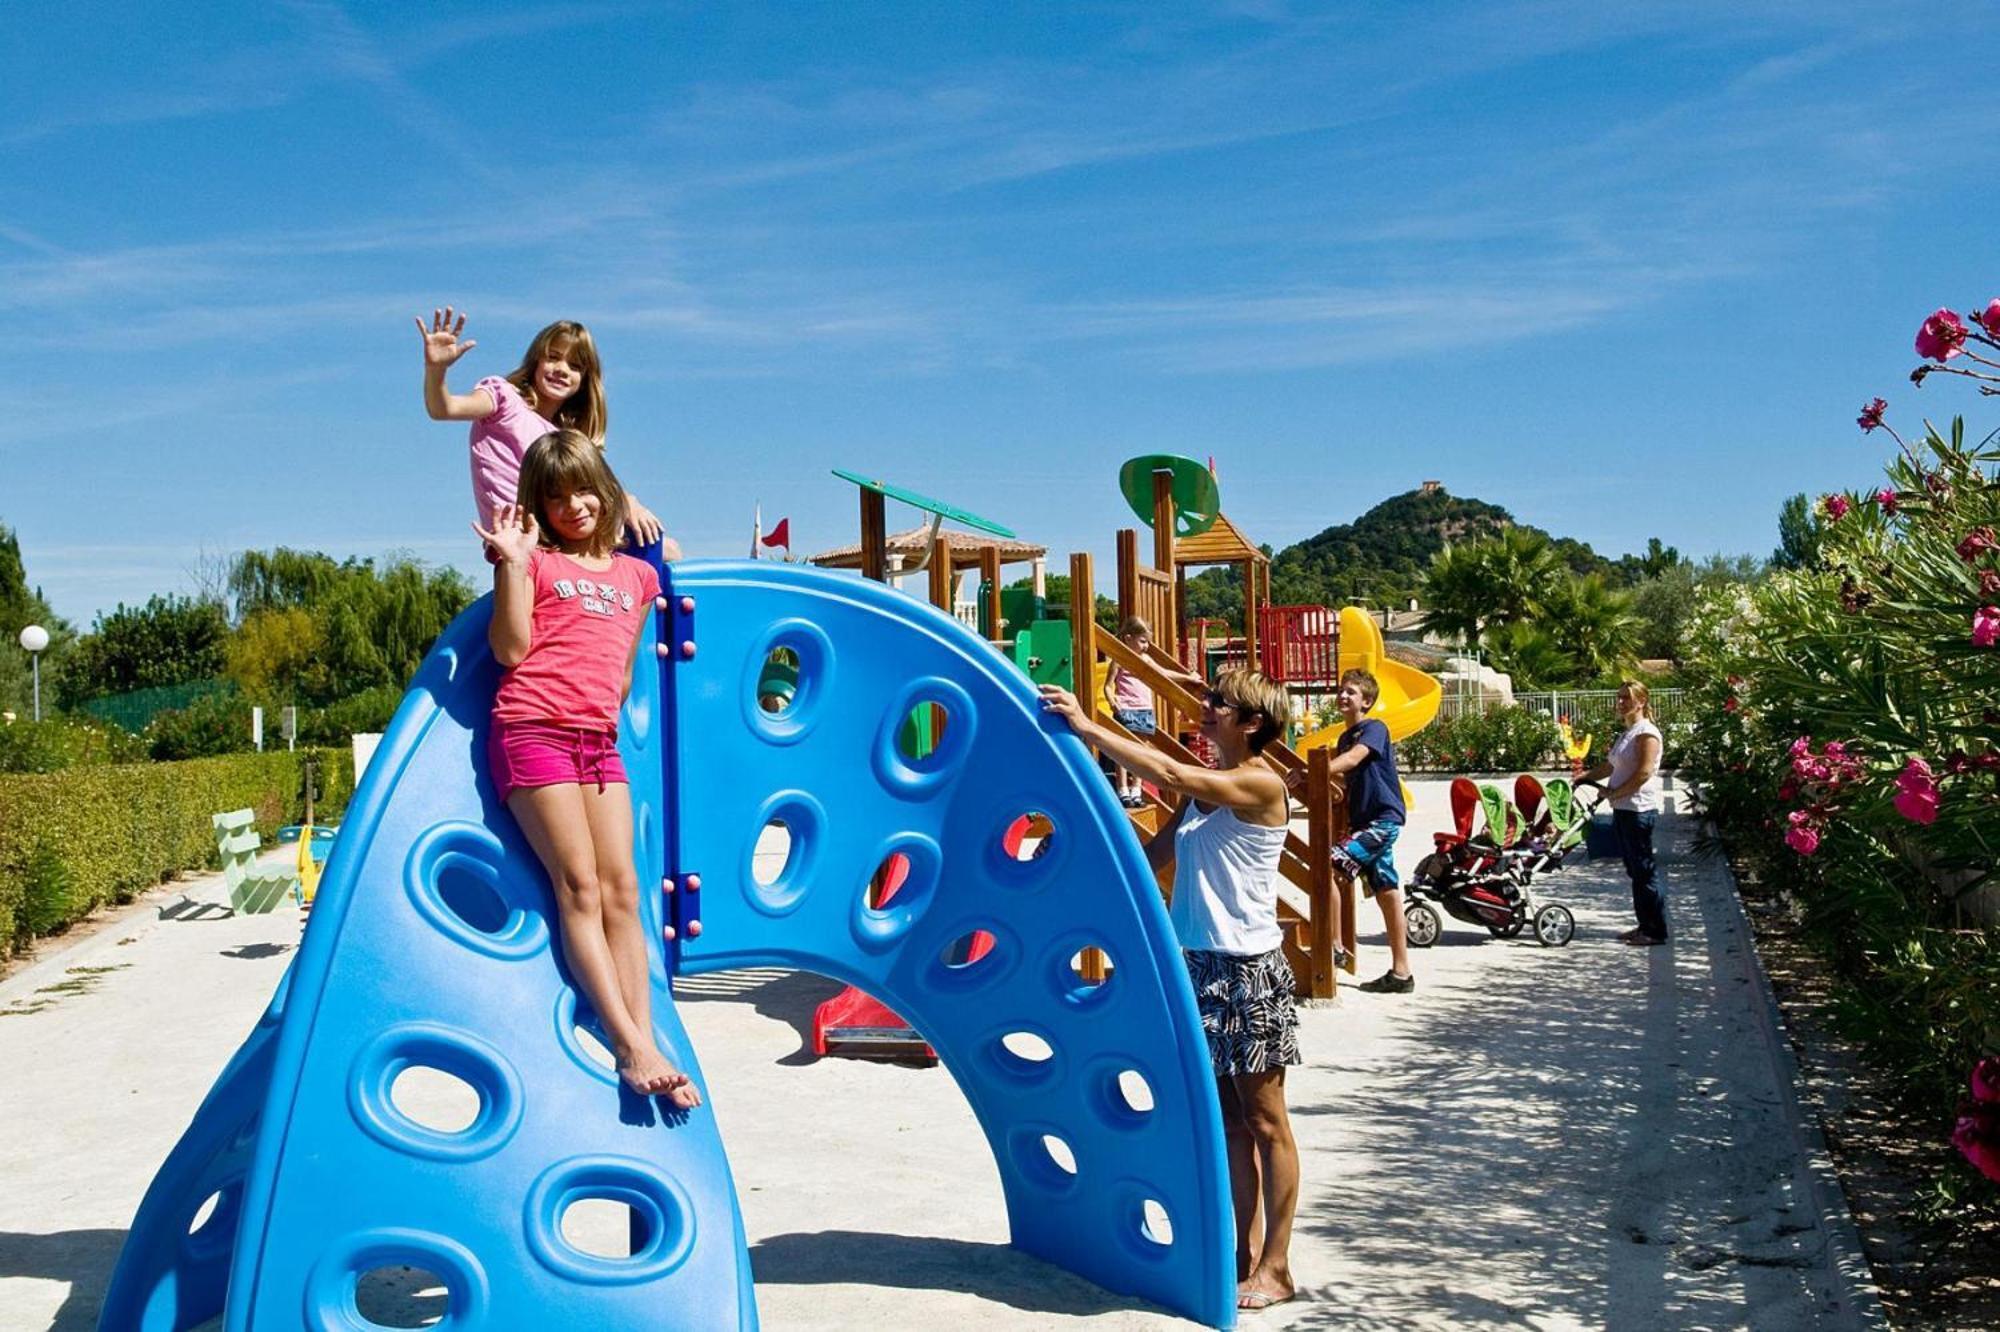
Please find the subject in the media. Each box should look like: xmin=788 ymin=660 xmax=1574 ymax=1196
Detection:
xmin=0 ymin=786 xmax=1882 ymax=1330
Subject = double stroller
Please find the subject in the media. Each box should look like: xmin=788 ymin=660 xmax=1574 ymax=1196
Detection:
xmin=1404 ymin=775 xmax=1592 ymax=948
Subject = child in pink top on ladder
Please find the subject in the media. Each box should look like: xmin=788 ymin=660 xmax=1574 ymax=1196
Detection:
xmin=417 ymin=306 xmax=672 ymax=554
xmin=472 ymin=429 xmax=697 ymax=1106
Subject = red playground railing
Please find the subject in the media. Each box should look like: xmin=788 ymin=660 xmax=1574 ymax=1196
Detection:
xmin=1258 ymin=604 xmax=1338 ymax=685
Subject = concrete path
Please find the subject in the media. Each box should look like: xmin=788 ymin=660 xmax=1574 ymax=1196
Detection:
xmin=0 ymin=785 xmax=1882 ymax=1331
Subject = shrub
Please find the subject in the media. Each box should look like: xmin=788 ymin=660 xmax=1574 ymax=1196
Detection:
xmin=1681 ymin=308 xmax=2000 ymax=1227
xmin=298 ymin=686 xmax=404 ymax=747
xmin=146 ymin=689 xmax=256 ymax=761
xmin=1396 ymin=705 xmax=1562 ymax=773
xmin=0 ymin=715 xmax=150 ymax=773
xmin=0 ymin=748 xmax=353 ymax=952
xmin=54 ymin=594 xmax=229 ymax=709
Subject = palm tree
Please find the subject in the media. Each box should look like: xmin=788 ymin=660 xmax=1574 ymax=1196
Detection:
xmin=1420 ymin=527 xmax=1563 ymax=645
xmin=1418 ymin=543 xmax=1489 ymax=646
xmin=1539 ymin=573 xmax=1642 ymax=683
xmin=1485 ymin=620 xmax=1574 ymax=690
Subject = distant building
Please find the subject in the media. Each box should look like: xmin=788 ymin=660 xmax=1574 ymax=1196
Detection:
xmin=1419 ymin=480 xmax=1443 ymax=494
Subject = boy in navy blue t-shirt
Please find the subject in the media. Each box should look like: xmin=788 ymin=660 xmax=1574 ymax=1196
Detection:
xmin=1325 ymin=668 xmax=1414 ymax=994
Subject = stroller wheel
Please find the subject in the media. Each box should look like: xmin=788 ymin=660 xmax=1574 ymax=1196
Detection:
xmin=1405 ymin=902 xmax=1443 ymax=949
xmin=1489 ymin=919 xmax=1525 ymax=939
xmin=1533 ymin=903 xmax=1575 ymax=947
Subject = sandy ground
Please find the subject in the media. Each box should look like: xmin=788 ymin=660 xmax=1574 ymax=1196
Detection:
xmin=0 ymin=782 xmax=1884 ymax=1331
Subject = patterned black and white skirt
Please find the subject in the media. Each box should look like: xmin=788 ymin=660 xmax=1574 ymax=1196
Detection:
xmin=1184 ymin=947 xmax=1301 ymax=1076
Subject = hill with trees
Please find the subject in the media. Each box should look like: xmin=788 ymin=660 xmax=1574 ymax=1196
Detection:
xmin=1185 ymin=485 xmax=1623 ymax=624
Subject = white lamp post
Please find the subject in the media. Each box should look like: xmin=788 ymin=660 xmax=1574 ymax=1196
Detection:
xmin=18 ymin=625 xmax=49 ymax=722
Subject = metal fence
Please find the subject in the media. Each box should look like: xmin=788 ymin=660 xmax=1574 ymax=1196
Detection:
xmin=1435 ymin=685 xmax=1692 ymax=744
xmin=77 ymin=678 xmax=234 ymax=733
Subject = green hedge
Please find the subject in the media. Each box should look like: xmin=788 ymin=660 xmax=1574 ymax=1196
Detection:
xmin=0 ymin=747 xmax=353 ymax=953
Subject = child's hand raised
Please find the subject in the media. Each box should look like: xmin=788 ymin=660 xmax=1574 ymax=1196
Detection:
xmin=415 ymin=306 xmax=478 ymax=368
xmin=472 ymin=504 xmax=539 ymax=564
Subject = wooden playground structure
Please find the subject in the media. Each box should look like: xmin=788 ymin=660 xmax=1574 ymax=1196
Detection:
xmin=819 ymin=460 xmax=1364 ymax=1002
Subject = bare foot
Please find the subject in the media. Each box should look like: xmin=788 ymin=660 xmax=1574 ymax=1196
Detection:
xmin=617 ymin=1045 xmax=703 ymax=1107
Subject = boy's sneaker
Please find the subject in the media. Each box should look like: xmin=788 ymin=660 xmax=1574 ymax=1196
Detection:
xmin=1358 ymin=970 xmax=1415 ymax=994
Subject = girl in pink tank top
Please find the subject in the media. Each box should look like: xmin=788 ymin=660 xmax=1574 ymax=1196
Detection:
xmin=471 ymin=430 xmax=696 ymax=1107
xmin=416 ymin=306 xmax=670 ymax=552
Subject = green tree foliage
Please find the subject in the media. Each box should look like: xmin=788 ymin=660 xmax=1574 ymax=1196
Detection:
xmin=1482 ymin=620 xmax=1575 ymax=690
xmin=0 ymin=523 xmax=72 ymax=717
xmin=1262 ymin=486 xmax=1522 ymax=613
xmin=1418 ymin=527 xmax=1564 ymax=646
xmin=1539 ymin=573 xmax=1643 ymax=681
xmin=1772 ymin=492 xmax=1825 ymax=570
xmin=1628 ymin=555 xmax=1763 ymax=661
xmin=54 ymin=594 xmax=230 ymax=709
xmin=222 ymin=549 xmax=472 ymax=705
xmin=1005 ymin=573 xmax=1118 ymax=630
xmin=1613 ymin=536 xmax=1685 ymax=586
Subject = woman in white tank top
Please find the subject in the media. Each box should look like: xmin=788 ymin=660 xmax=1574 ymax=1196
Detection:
xmin=1041 ymin=667 xmax=1303 ymax=1313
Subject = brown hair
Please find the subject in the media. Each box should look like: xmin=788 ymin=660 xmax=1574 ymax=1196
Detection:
xmin=1340 ymin=667 xmax=1381 ymax=708
xmin=517 ymin=429 xmax=627 ymax=559
xmin=1212 ymin=667 xmax=1292 ymax=755
xmin=1119 ymin=615 xmax=1151 ymax=639
xmin=506 ymin=320 xmax=607 ymax=443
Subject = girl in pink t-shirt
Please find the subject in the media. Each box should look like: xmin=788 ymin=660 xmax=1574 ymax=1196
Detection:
xmin=417 ymin=307 xmax=669 ymax=551
xmin=471 ymin=429 xmax=696 ymax=1107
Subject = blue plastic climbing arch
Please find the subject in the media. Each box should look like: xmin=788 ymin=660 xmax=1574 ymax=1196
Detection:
xmin=102 ymin=559 xmax=1236 ymax=1330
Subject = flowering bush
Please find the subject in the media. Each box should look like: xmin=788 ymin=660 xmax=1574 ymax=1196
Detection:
xmin=1394 ymin=704 xmax=1562 ymax=773
xmin=1680 ymin=298 xmax=2000 ymax=1221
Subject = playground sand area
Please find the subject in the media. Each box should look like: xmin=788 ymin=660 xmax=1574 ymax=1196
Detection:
xmin=0 ymin=781 xmax=1882 ymax=1331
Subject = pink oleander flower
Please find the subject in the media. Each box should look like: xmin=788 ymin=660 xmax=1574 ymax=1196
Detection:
xmin=1821 ymin=494 xmax=1851 ymax=521
xmin=1893 ymin=757 xmax=1940 ymax=824
xmin=1980 ymin=299 xmax=2000 ymax=340
xmin=1857 ymin=398 xmax=1888 ymax=432
xmin=1957 ymin=527 xmax=1998 ymax=562
xmin=1974 ymin=605 xmax=2000 ymax=648
xmin=1874 ymin=489 xmax=1899 ymax=515
xmin=1973 ymin=1057 xmax=2000 ymax=1105
xmin=1783 ymin=812 xmax=1821 ymax=857
xmin=1916 ymin=308 xmax=1968 ymax=362
xmin=1954 ymin=1101 xmax=2000 ymax=1184
xmin=1723 ymin=695 xmax=1740 ymax=712
xmin=1777 ymin=779 xmax=1799 ymax=802
xmin=1790 ymin=735 xmax=1812 ymax=756
xmin=1982 ymin=570 xmax=2000 ymax=598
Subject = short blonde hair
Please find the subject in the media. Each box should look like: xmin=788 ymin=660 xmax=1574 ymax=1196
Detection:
xmin=1213 ymin=667 xmax=1291 ymax=754
xmin=1619 ymin=680 xmax=1652 ymax=718
xmin=507 ymin=319 xmax=607 ymax=443
xmin=517 ymin=429 xmax=627 ymax=559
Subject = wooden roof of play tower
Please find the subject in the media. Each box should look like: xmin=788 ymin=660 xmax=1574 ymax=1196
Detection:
xmin=1172 ymin=511 xmax=1267 ymax=570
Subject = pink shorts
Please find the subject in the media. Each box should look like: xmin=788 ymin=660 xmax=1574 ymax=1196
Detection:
xmin=488 ymin=719 xmax=627 ymax=804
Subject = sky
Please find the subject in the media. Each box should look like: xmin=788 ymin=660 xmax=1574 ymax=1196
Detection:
xmin=3 ymin=1 xmax=1998 ymax=629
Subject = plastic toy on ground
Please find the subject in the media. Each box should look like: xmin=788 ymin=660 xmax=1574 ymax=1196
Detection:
xmin=105 ymin=558 xmax=1237 ymax=1331
xmin=212 ymin=810 xmax=296 ymax=916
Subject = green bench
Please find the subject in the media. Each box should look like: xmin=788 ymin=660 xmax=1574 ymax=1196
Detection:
xmin=212 ymin=809 xmax=298 ymax=914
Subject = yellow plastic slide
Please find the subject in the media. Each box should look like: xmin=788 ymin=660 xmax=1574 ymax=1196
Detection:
xmin=1294 ymin=606 xmax=1442 ymax=751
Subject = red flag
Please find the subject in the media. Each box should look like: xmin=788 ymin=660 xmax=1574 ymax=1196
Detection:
xmin=761 ymin=518 xmax=791 ymax=550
